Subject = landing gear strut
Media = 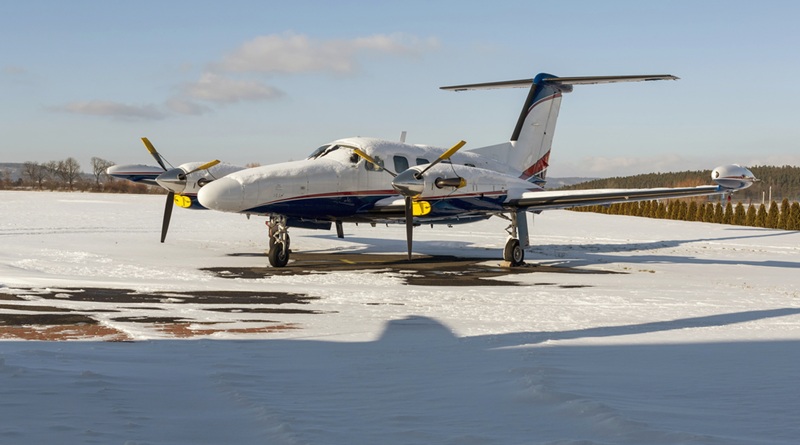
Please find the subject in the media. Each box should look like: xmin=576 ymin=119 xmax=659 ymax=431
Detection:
xmin=267 ymin=215 xmax=291 ymax=267
xmin=502 ymin=210 xmax=529 ymax=267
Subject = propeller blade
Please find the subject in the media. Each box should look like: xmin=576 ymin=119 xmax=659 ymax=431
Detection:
xmin=404 ymin=196 xmax=413 ymax=260
xmin=161 ymin=191 xmax=174 ymax=243
xmin=352 ymin=148 xmax=397 ymax=177
xmin=416 ymin=140 xmax=466 ymax=178
xmin=182 ymin=159 xmax=221 ymax=178
xmin=141 ymin=137 xmax=168 ymax=171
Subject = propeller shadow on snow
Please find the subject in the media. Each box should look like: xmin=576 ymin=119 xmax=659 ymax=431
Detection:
xmin=3 ymin=311 xmax=799 ymax=444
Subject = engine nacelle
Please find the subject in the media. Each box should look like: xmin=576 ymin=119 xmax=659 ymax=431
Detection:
xmin=711 ymin=164 xmax=756 ymax=190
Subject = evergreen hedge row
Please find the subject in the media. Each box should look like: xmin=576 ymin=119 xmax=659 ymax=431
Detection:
xmin=569 ymin=198 xmax=800 ymax=231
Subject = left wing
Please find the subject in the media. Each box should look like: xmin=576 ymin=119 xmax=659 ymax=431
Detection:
xmin=505 ymin=185 xmax=721 ymax=210
xmin=106 ymin=164 xmax=164 ymax=186
xmin=505 ymin=164 xmax=757 ymax=210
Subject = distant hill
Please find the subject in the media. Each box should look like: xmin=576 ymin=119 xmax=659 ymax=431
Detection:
xmin=558 ymin=165 xmax=800 ymax=203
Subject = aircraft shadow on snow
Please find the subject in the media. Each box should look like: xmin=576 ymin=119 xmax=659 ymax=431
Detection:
xmin=5 ymin=309 xmax=799 ymax=444
xmin=301 ymin=229 xmax=799 ymax=270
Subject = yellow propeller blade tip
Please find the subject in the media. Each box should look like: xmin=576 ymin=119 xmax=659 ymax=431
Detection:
xmin=440 ymin=140 xmax=467 ymax=160
xmin=199 ymin=159 xmax=221 ymax=170
xmin=141 ymin=137 xmax=157 ymax=154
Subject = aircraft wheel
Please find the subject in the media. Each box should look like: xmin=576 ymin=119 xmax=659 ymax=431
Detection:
xmin=503 ymin=238 xmax=524 ymax=266
xmin=268 ymin=236 xmax=291 ymax=267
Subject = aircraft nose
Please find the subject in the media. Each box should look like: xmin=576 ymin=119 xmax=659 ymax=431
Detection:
xmin=197 ymin=177 xmax=245 ymax=212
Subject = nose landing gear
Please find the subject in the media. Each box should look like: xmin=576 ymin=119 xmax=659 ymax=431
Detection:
xmin=267 ymin=215 xmax=291 ymax=267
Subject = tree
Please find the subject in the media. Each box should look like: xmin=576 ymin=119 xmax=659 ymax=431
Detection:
xmin=53 ymin=157 xmax=82 ymax=190
xmin=766 ymin=201 xmax=779 ymax=229
xmin=755 ymin=203 xmax=767 ymax=228
xmin=656 ymin=202 xmax=667 ymax=219
xmin=23 ymin=161 xmax=50 ymax=189
xmin=745 ymin=204 xmax=757 ymax=226
xmin=687 ymin=201 xmax=698 ymax=222
xmin=713 ymin=202 xmax=724 ymax=224
xmin=778 ymin=198 xmax=791 ymax=230
xmin=790 ymin=202 xmax=800 ymax=231
xmin=733 ymin=202 xmax=746 ymax=226
xmin=91 ymin=157 xmax=115 ymax=187
xmin=703 ymin=202 xmax=714 ymax=223
xmin=722 ymin=201 xmax=734 ymax=225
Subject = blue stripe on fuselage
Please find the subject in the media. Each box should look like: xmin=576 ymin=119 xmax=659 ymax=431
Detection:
xmin=242 ymin=193 xmax=509 ymax=221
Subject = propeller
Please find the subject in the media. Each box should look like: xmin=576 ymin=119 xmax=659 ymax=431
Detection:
xmin=181 ymin=159 xmax=221 ymax=178
xmin=140 ymin=137 xmax=220 ymax=243
xmin=351 ymin=148 xmax=396 ymax=177
xmin=351 ymin=140 xmax=467 ymax=260
xmin=415 ymin=140 xmax=466 ymax=178
xmin=404 ymin=197 xmax=413 ymax=260
xmin=142 ymin=137 xmax=170 ymax=171
xmin=393 ymin=140 xmax=467 ymax=260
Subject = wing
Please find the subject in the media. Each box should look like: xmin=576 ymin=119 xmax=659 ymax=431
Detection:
xmin=106 ymin=164 xmax=164 ymax=186
xmin=505 ymin=186 xmax=722 ymax=210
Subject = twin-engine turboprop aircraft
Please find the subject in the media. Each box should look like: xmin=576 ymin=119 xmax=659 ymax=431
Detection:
xmin=109 ymin=72 xmax=756 ymax=267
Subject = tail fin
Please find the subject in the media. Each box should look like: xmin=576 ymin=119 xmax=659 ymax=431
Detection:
xmin=442 ymin=73 xmax=678 ymax=185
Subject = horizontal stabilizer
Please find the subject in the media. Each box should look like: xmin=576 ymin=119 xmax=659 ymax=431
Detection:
xmin=441 ymin=74 xmax=678 ymax=91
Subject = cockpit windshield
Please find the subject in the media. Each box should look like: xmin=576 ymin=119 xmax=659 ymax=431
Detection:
xmin=307 ymin=144 xmax=360 ymax=164
xmin=307 ymin=145 xmax=336 ymax=160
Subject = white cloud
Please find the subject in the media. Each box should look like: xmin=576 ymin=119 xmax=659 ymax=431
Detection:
xmin=56 ymin=101 xmax=166 ymax=121
xmin=216 ymin=32 xmax=439 ymax=74
xmin=165 ymin=97 xmax=212 ymax=116
xmin=181 ymin=73 xmax=283 ymax=104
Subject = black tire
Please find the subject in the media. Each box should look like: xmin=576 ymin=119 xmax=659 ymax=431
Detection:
xmin=503 ymin=238 xmax=524 ymax=266
xmin=268 ymin=241 xmax=290 ymax=267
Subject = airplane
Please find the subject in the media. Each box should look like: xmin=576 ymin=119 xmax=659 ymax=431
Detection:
xmin=108 ymin=72 xmax=757 ymax=267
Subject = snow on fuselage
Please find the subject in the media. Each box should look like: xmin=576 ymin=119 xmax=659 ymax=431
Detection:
xmin=197 ymin=137 xmax=534 ymax=222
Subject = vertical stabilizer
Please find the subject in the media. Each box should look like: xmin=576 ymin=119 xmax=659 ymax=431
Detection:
xmin=441 ymin=73 xmax=677 ymax=186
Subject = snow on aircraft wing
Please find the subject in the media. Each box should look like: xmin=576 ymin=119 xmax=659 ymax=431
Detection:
xmin=505 ymin=185 xmax=721 ymax=211
xmin=106 ymin=164 xmax=164 ymax=186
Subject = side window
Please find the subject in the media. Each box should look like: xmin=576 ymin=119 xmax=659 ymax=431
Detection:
xmin=364 ymin=155 xmax=385 ymax=172
xmin=416 ymin=158 xmax=430 ymax=166
xmin=393 ymin=155 xmax=409 ymax=173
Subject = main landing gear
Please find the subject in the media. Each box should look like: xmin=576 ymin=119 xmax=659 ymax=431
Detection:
xmin=502 ymin=210 xmax=530 ymax=267
xmin=267 ymin=215 xmax=291 ymax=267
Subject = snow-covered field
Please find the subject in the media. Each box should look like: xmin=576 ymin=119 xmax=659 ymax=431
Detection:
xmin=1 ymin=190 xmax=799 ymax=444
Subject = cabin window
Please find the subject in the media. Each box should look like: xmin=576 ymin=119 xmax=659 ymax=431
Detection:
xmin=393 ymin=155 xmax=409 ymax=173
xmin=365 ymin=155 xmax=385 ymax=172
xmin=416 ymin=158 xmax=430 ymax=165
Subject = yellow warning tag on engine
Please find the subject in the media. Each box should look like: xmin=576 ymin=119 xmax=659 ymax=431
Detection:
xmin=412 ymin=201 xmax=431 ymax=216
xmin=174 ymin=194 xmax=192 ymax=208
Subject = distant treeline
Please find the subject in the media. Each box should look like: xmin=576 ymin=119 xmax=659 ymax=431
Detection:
xmin=570 ymin=198 xmax=800 ymax=231
xmin=0 ymin=158 xmax=163 ymax=194
xmin=560 ymin=165 xmax=800 ymax=203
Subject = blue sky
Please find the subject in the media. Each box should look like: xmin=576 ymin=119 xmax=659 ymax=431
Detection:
xmin=2 ymin=0 xmax=799 ymax=177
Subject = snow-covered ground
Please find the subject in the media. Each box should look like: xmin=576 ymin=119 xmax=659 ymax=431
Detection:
xmin=1 ymin=190 xmax=799 ymax=444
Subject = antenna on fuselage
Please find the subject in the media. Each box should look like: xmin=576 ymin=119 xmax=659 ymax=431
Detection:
xmin=400 ymin=131 xmax=407 ymax=143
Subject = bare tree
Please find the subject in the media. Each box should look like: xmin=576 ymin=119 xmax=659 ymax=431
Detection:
xmin=91 ymin=157 xmax=115 ymax=187
xmin=23 ymin=161 xmax=50 ymax=189
xmin=53 ymin=157 xmax=82 ymax=191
